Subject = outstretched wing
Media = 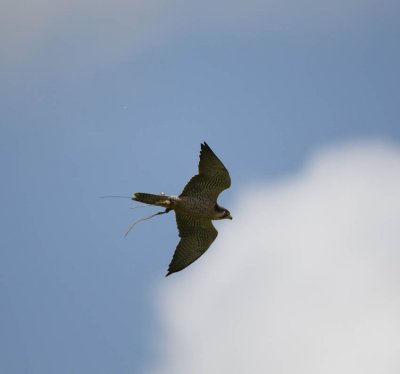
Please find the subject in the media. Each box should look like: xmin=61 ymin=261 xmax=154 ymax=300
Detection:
xmin=180 ymin=142 xmax=231 ymax=202
xmin=166 ymin=213 xmax=218 ymax=276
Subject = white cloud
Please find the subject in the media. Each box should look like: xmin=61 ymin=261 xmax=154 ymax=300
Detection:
xmin=1 ymin=0 xmax=391 ymax=65
xmin=149 ymin=140 xmax=400 ymax=374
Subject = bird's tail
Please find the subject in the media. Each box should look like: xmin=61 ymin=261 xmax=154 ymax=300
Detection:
xmin=132 ymin=192 xmax=172 ymax=207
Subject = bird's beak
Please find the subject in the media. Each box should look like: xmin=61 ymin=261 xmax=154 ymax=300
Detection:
xmin=227 ymin=215 xmax=233 ymax=220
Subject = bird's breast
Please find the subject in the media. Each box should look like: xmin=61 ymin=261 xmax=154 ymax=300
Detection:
xmin=175 ymin=196 xmax=215 ymax=218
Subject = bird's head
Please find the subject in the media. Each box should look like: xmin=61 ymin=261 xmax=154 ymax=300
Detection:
xmin=223 ymin=209 xmax=233 ymax=220
xmin=214 ymin=204 xmax=233 ymax=220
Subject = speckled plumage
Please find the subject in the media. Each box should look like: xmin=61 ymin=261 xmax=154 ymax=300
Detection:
xmin=132 ymin=142 xmax=232 ymax=276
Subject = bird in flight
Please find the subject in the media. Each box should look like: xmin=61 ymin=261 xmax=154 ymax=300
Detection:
xmin=131 ymin=142 xmax=232 ymax=276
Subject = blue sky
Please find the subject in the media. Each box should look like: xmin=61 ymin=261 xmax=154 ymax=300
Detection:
xmin=1 ymin=1 xmax=400 ymax=373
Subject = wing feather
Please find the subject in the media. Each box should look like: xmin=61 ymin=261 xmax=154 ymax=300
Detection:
xmin=179 ymin=142 xmax=231 ymax=202
xmin=166 ymin=213 xmax=218 ymax=276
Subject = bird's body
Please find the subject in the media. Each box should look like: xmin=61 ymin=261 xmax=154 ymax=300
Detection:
xmin=132 ymin=142 xmax=232 ymax=276
xmin=134 ymin=193 xmax=226 ymax=219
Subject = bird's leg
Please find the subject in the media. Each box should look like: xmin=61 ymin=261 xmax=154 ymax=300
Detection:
xmin=155 ymin=198 xmax=172 ymax=206
xmin=124 ymin=208 xmax=171 ymax=237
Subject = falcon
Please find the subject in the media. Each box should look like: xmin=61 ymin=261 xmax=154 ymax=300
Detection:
xmin=131 ymin=142 xmax=232 ymax=276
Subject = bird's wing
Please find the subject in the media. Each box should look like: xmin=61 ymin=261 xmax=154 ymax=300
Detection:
xmin=166 ymin=213 xmax=218 ymax=276
xmin=179 ymin=142 xmax=231 ymax=202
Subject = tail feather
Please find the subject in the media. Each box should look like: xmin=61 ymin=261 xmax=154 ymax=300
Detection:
xmin=132 ymin=192 xmax=171 ymax=207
